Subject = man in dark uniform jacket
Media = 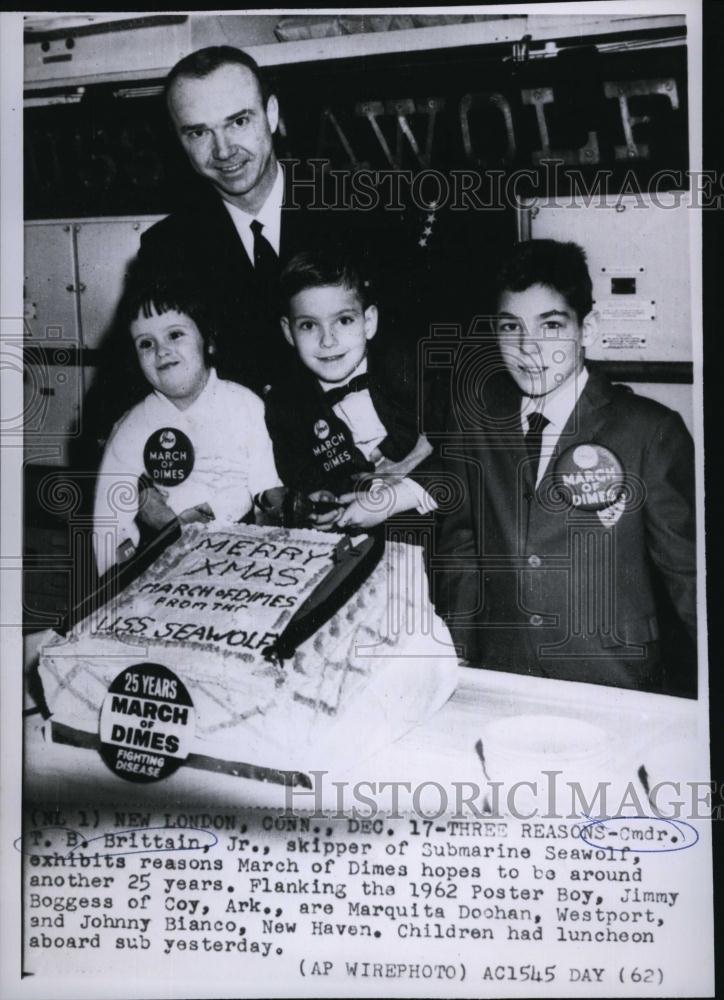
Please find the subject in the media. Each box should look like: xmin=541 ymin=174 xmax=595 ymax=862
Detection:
xmin=137 ymin=45 xmax=511 ymax=414
xmin=138 ymin=46 xmax=352 ymax=396
xmin=432 ymin=240 xmax=697 ymax=694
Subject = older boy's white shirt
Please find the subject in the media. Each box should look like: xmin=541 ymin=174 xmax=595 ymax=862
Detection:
xmin=521 ymin=365 xmax=589 ymax=486
xmin=318 ymin=358 xmax=436 ymax=513
xmin=222 ymin=163 xmax=284 ymax=262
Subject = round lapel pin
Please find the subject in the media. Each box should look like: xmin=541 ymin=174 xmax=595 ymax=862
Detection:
xmin=143 ymin=427 xmax=194 ymax=486
xmin=553 ymin=443 xmax=625 ymax=511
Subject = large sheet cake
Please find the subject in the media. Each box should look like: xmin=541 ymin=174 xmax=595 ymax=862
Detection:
xmin=38 ymin=524 xmax=457 ymax=778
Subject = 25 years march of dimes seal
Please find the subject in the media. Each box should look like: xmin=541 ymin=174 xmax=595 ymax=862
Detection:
xmin=98 ymin=663 xmax=195 ymax=782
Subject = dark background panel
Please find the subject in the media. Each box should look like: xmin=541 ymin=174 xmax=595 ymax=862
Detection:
xmin=25 ymin=42 xmax=688 ymax=219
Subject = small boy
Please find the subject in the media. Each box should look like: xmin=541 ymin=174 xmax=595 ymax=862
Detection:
xmin=265 ymin=249 xmax=435 ymax=531
xmin=434 ymin=240 xmax=696 ymax=693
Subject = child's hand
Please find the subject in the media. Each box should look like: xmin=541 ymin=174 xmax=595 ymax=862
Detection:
xmin=137 ymin=479 xmax=177 ymax=531
xmin=335 ymin=496 xmax=387 ymax=531
xmin=307 ymin=490 xmax=344 ymax=531
xmin=178 ymin=502 xmax=215 ymax=524
xmin=367 ymin=456 xmax=407 ymax=477
xmin=336 ymin=478 xmax=418 ymax=531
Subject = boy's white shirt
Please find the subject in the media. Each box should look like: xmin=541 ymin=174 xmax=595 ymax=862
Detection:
xmin=317 ymin=357 xmax=436 ymax=513
xmin=93 ymin=369 xmax=281 ymax=575
xmin=222 ymin=163 xmax=284 ymax=261
xmin=318 ymin=357 xmax=387 ymax=459
xmin=520 ymin=364 xmax=589 ymax=486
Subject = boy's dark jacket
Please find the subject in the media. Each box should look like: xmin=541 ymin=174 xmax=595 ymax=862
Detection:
xmin=431 ymin=367 xmax=697 ymax=695
xmin=264 ymin=342 xmax=421 ymax=495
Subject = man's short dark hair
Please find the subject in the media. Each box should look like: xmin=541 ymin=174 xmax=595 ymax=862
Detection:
xmin=495 ymin=240 xmax=593 ymax=323
xmin=165 ymin=45 xmax=271 ymax=106
xmin=280 ymin=247 xmax=376 ymax=312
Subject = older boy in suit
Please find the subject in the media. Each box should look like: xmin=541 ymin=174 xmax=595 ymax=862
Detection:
xmin=433 ymin=240 xmax=696 ymax=693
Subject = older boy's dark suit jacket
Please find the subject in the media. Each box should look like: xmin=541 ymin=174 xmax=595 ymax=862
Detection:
xmin=432 ymin=369 xmax=696 ymax=694
xmin=264 ymin=347 xmax=420 ymax=496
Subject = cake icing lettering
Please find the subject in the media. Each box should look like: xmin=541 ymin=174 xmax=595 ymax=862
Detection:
xmin=93 ymin=614 xmax=278 ymax=651
xmin=137 ymin=582 xmax=295 ymax=611
xmin=94 ymin=614 xmax=153 ymax=635
xmin=38 ymin=525 xmax=458 ymax=777
xmin=139 ymin=582 xmax=214 ymax=597
xmin=180 ymin=556 xmax=307 ymax=586
xmin=189 ymin=534 xmax=331 ymax=567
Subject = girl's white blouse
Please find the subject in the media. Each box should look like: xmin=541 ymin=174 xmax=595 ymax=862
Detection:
xmin=93 ymin=370 xmax=281 ymax=575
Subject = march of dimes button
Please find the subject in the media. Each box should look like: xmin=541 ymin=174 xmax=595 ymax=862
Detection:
xmin=143 ymin=427 xmax=194 ymax=486
xmin=98 ymin=663 xmax=195 ymax=782
xmin=553 ymin=443 xmax=625 ymax=511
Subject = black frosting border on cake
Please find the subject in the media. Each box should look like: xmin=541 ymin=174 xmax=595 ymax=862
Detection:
xmin=59 ymin=518 xmax=183 ymax=635
xmin=264 ymin=531 xmax=386 ymax=664
xmin=50 ymin=721 xmax=312 ymax=788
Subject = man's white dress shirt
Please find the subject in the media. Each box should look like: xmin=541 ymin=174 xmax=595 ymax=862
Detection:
xmin=222 ymin=163 xmax=284 ymax=263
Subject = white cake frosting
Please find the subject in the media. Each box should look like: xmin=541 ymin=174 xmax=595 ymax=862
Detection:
xmin=39 ymin=524 xmax=458 ymax=775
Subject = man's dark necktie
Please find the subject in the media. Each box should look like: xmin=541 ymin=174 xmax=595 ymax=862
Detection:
xmin=524 ymin=411 xmax=549 ymax=490
xmin=250 ymin=219 xmax=278 ymax=285
xmin=324 ymin=373 xmax=371 ymax=407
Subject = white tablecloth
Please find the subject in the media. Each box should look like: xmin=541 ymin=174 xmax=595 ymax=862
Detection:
xmin=24 ymin=657 xmax=703 ymax=815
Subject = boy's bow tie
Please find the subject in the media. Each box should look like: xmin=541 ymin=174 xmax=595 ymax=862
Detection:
xmin=323 ymin=373 xmax=371 ymax=407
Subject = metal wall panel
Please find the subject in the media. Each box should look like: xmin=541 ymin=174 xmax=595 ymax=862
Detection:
xmin=24 ymin=17 xmax=190 ymax=86
xmin=75 ymin=217 xmax=161 ymax=348
xmin=23 ymin=217 xmax=162 ymax=463
xmin=24 ymin=222 xmax=78 ymax=344
xmin=24 ymin=346 xmax=85 ymax=466
xmin=525 ymin=194 xmax=693 ymax=364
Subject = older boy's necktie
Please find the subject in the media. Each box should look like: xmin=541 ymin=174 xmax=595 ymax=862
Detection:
xmin=524 ymin=411 xmax=549 ymax=489
xmin=250 ymin=219 xmax=278 ymax=284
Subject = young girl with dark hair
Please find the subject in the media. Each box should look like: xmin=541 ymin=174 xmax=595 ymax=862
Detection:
xmin=93 ymin=267 xmax=280 ymax=575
